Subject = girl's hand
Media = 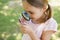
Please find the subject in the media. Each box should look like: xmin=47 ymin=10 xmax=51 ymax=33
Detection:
xmin=19 ymin=17 xmax=33 ymax=34
xmin=19 ymin=17 xmax=26 ymax=25
xmin=20 ymin=24 xmax=33 ymax=34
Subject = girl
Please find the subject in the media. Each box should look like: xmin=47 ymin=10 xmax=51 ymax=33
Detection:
xmin=19 ymin=0 xmax=58 ymax=40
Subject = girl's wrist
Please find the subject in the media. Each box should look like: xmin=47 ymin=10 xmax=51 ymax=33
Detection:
xmin=28 ymin=30 xmax=40 ymax=40
xmin=28 ymin=30 xmax=34 ymax=36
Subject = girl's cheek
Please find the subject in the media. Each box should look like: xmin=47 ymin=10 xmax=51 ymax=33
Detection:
xmin=34 ymin=13 xmax=42 ymax=18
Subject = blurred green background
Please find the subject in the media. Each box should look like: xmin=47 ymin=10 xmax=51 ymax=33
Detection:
xmin=0 ymin=0 xmax=60 ymax=40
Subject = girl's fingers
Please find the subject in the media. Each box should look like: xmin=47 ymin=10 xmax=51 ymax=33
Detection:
xmin=19 ymin=17 xmax=29 ymax=25
xmin=20 ymin=26 xmax=26 ymax=30
xmin=20 ymin=27 xmax=27 ymax=33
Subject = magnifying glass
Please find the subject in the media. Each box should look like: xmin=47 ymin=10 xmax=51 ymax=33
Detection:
xmin=22 ymin=11 xmax=30 ymax=21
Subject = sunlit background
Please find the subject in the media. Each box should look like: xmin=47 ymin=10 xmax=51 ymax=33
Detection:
xmin=0 ymin=0 xmax=60 ymax=40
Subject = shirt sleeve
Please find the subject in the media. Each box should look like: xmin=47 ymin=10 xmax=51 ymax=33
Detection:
xmin=44 ymin=18 xmax=58 ymax=32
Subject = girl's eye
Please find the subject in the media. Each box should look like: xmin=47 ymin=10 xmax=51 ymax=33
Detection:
xmin=28 ymin=11 xmax=33 ymax=14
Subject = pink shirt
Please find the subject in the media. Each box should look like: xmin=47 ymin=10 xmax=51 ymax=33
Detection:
xmin=20 ymin=17 xmax=58 ymax=40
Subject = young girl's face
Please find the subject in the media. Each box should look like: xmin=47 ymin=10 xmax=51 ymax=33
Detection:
xmin=22 ymin=1 xmax=45 ymax=21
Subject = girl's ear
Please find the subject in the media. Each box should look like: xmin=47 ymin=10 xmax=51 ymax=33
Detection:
xmin=42 ymin=5 xmax=48 ymax=13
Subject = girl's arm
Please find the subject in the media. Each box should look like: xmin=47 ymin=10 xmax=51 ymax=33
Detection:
xmin=29 ymin=30 xmax=40 ymax=40
xmin=29 ymin=30 xmax=55 ymax=40
xmin=20 ymin=25 xmax=40 ymax=40
xmin=41 ymin=30 xmax=55 ymax=40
